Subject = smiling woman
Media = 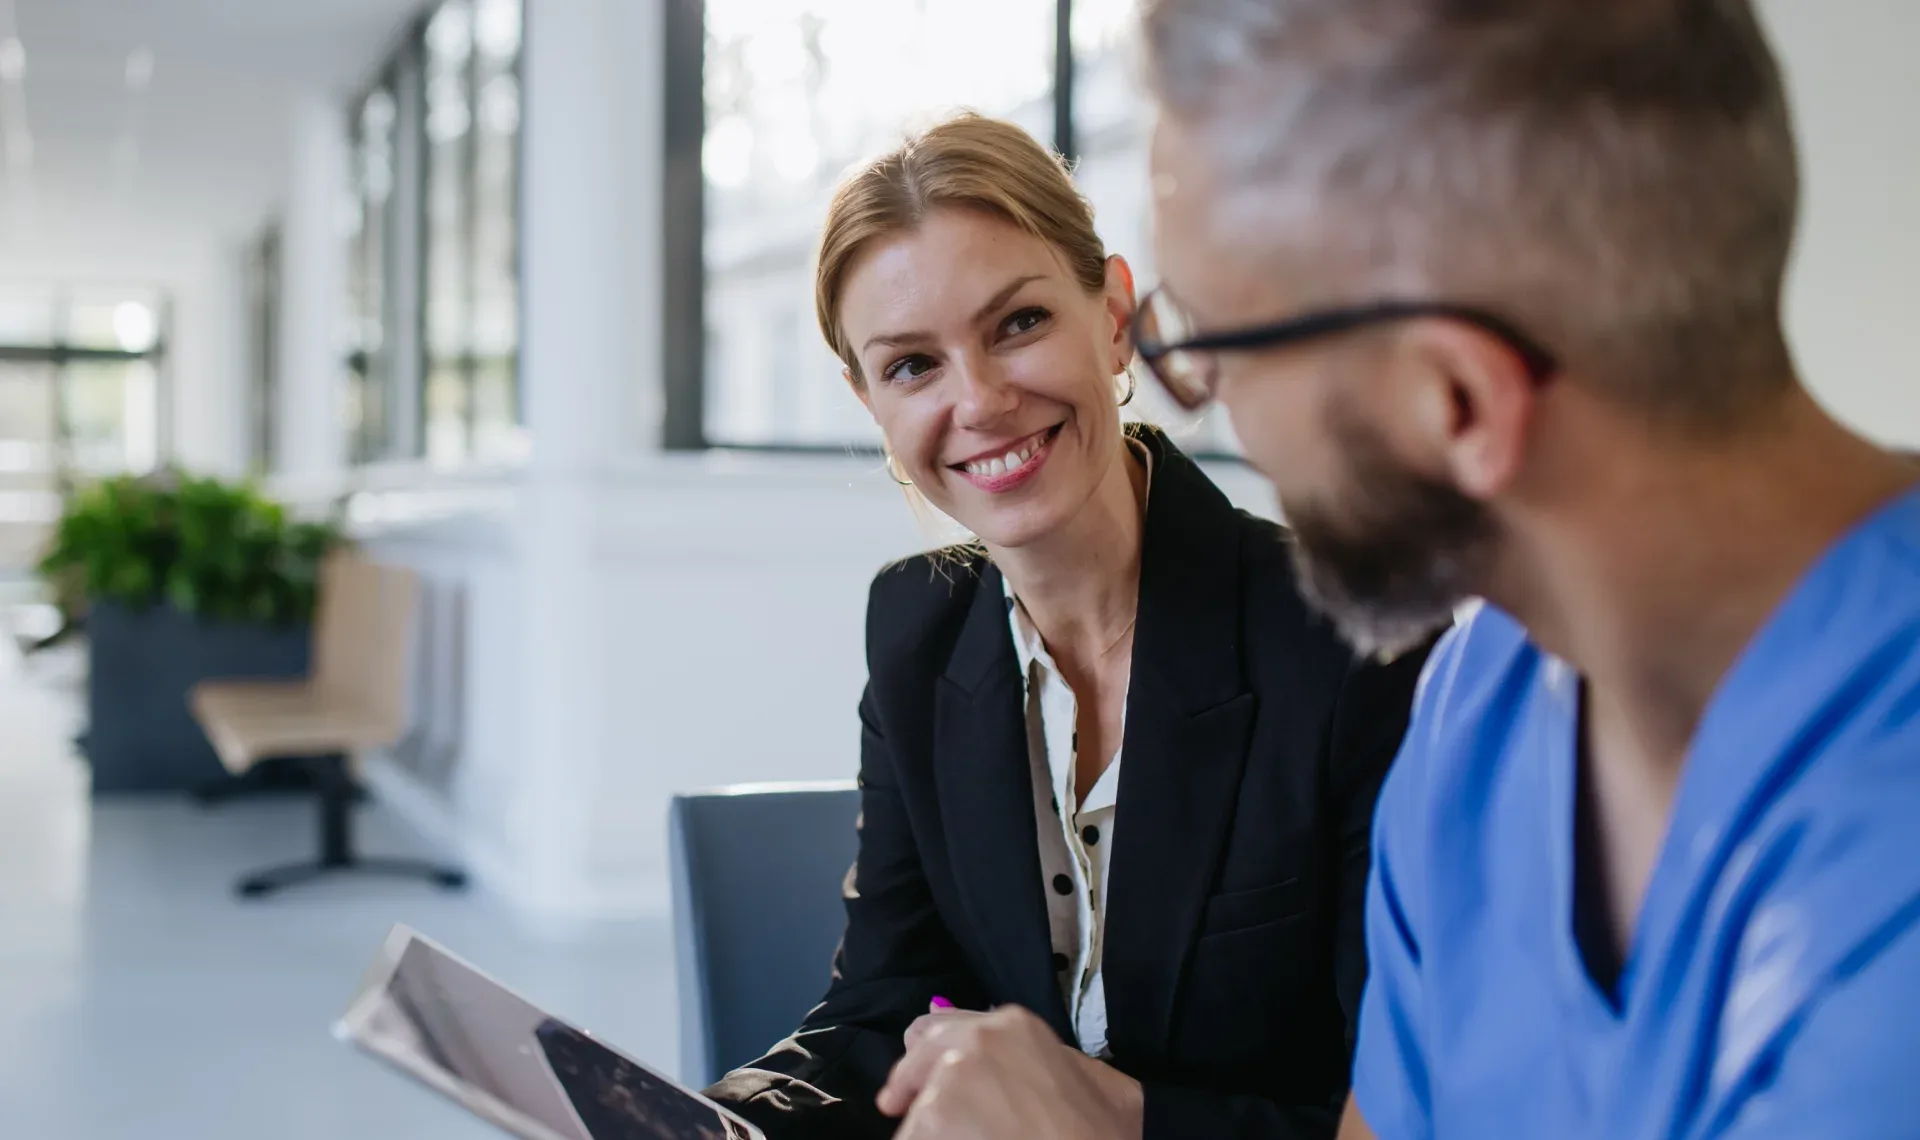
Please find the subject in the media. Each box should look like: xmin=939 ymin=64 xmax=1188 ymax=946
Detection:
xmin=701 ymin=114 xmax=1435 ymax=1140
xmin=816 ymin=116 xmax=1134 ymax=552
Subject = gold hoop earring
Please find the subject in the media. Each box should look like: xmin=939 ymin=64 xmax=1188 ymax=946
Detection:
xmin=1117 ymin=368 xmax=1137 ymax=408
xmin=884 ymin=451 xmax=913 ymax=487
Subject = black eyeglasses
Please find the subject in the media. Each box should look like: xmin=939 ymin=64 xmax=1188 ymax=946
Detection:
xmin=1130 ymin=287 xmax=1559 ymax=411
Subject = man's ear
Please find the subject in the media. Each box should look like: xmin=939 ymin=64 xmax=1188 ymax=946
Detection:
xmin=1408 ymin=322 xmax=1539 ymax=501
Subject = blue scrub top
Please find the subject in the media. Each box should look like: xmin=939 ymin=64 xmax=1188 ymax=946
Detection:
xmin=1353 ymin=484 xmax=1920 ymax=1140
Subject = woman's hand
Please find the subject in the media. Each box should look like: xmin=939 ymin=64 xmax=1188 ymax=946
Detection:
xmin=877 ymin=1004 xmax=1144 ymax=1140
xmin=897 ymin=1001 xmax=984 ymax=1056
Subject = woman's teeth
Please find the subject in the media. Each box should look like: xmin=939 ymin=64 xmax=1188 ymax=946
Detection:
xmin=965 ymin=437 xmax=1042 ymax=478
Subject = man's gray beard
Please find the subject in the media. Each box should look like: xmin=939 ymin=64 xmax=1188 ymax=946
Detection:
xmin=1281 ymin=409 xmax=1494 ymax=659
xmin=1286 ymin=533 xmax=1471 ymax=659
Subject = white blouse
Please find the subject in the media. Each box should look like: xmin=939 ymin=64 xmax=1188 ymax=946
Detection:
xmin=1002 ymin=441 xmax=1151 ymax=1059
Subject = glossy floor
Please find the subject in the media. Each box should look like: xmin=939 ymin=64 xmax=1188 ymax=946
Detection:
xmin=0 ymin=638 xmax=676 ymax=1139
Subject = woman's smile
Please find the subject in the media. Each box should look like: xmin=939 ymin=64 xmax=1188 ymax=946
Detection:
xmin=950 ymin=424 xmax=1064 ymax=494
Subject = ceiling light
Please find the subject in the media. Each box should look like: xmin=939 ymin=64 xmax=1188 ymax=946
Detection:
xmin=426 ymin=4 xmax=473 ymax=62
xmin=474 ymin=0 xmax=522 ymax=60
xmin=113 ymin=302 xmax=158 ymax=353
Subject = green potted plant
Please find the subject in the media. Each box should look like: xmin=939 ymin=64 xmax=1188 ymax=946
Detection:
xmin=38 ymin=472 xmax=345 ymax=794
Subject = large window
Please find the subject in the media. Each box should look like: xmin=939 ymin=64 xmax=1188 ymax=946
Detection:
xmin=691 ymin=0 xmax=1235 ymax=453
xmin=246 ymin=225 xmax=282 ymax=475
xmin=0 ymin=287 xmax=168 ymax=577
xmin=423 ymin=0 xmax=525 ymax=466
xmin=346 ymin=84 xmax=400 ymax=464
xmin=0 ymin=288 xmax=166 ymax=482
xmin=343 ymin=0 xmax=523 ymax=468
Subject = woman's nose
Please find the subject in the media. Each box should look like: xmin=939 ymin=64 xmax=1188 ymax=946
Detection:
xmin=950 ymin=356 xmax=1018 ymax=428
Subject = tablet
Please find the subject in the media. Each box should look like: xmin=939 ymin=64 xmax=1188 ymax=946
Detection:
xmin=335 ymin=924 xmax=764 ymax=1140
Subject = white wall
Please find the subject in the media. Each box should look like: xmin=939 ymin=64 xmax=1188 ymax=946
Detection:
xmin=349 ymin=453 xmax=1273 ymax=922
xmin=578 ymin=458 xmax=1277 ymax=909
xmin=1761 ymin=0 xmax=1920 ymax=446
xmin=170 ymin=246 xmax=252 ymax=476
xmin=346 ymin=468 xmax=913 ymax=920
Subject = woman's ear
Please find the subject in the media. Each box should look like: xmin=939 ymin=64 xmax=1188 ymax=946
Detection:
xmin=1104 ymin=255 xmax=1137 ymax=370
xmin=845 ymin=367 xmax=876 ymax=419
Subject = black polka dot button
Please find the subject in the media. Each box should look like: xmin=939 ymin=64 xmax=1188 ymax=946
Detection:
xmin=1052 ymin=873 xmax=1074 ymax=896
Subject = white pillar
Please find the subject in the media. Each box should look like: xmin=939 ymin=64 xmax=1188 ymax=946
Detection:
xmin=505 ymin=0 xmax=664 ymax=913
xmin=275 ymin=91 xmax=349 ymax=479
xmin=165 ymin=246 xmax=249 ymax=478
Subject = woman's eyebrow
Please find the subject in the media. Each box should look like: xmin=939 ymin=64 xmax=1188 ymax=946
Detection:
xmin=860 ymin=273 xmax=1046 ymax=353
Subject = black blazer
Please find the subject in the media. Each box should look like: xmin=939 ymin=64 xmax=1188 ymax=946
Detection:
xmin=708 ymin=430 xmax=1428 ymax=1140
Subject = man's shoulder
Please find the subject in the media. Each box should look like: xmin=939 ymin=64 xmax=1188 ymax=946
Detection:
xmin=1732 ymin=729 xmax=1920 ymax=951
xmin=1702 ymin=739 xmax=1920 ymax=1130
xmin=1692 ymin=494 xmax=1920 ymax=1133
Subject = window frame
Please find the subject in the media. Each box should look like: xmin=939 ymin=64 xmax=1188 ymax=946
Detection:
xmin=670 ymin=0 xmax=1094 ymax=456
xmin=342 ymin=0 xmax=525 ymax=469
xmin=670 ymin=0 xmax=1245 ymax=462
xmin=343 ymin=17 xmax=429 ymax=466
xmin=0 ymin=288 xmax=173 ymax=493
xmin=345 ymin=71 xmax=404 ymax=465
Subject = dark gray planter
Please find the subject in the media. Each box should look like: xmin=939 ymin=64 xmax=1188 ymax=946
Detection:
xmin=83 ymin=602 xmax=312 ymax=795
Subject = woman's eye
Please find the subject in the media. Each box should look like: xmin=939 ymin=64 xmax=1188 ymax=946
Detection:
xmin=1003 ymin=307 xmax=1050 ymax=337
xmin=883 ymin=354 xmax=936 ymax=383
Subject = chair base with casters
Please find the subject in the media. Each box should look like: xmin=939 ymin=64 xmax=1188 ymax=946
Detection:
xmin=233 ymin=752 xmax=468 ymax=900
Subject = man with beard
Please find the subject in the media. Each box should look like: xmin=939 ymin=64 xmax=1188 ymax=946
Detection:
xmin=873 ymin=1 xmax=1920 ymax=1139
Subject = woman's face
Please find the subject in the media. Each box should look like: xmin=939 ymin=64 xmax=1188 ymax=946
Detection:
xmin=838 ymin=207 xmax=1136 ymax=549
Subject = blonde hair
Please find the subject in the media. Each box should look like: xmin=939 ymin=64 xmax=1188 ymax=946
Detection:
xmin=816 ymin=112 xmax=1109 ymax=383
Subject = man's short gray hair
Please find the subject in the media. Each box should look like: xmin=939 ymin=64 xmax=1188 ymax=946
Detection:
xmin=1142 ymin=0 xmax=1801 ymax=427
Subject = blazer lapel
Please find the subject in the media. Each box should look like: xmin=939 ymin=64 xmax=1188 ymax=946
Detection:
xmin=1104 ymin=431 xmax=1258 ymax=1058
xmin=933 ymin=561 xmax=1075 ymax=1040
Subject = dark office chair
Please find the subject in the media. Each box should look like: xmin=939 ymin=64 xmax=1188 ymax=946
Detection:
xmin=668 ymin=782 xmax=860 ymax=1088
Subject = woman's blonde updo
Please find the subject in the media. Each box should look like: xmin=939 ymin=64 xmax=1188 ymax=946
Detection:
xmin=816 ymin=112 xmax=1109 ymax=382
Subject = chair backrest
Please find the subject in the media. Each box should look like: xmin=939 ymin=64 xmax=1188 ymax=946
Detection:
xmin=311 ymin=552 xmax=419 ymax=737
xmin=669 ymin=782 xmax=861 ymax=1088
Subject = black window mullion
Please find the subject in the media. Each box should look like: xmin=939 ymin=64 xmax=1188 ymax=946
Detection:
xmin=380 ymin=65 xmax=405 ymax=461
xmin=509 ymin=29 xmax=525 ymax=431
xmin=411 ymin=27 xmax=431 ymax=461
xmin=662 ymin=0 xmax=707 ymax=451
xmin=1053 ymin=0 xmax=1076 ymax=163
xmin=461 ymin=15 xmax=483 ymax=457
